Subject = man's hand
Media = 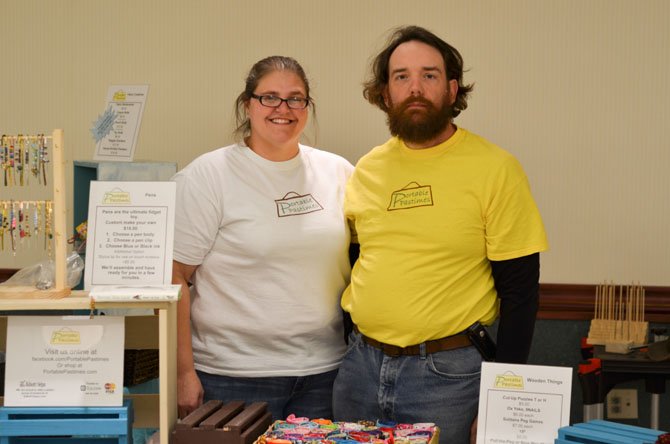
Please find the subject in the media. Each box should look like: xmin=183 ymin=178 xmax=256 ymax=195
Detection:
xmin=470 ymin=415 xmax=478 ymax=444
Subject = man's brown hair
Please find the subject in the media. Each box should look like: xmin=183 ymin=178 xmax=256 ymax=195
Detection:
xmin=363 ymin=25 xmax=473 ymax=117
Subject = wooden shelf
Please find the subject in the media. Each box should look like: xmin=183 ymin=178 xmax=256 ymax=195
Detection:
xmin=0 ymin=290 xmax=177 ymax=442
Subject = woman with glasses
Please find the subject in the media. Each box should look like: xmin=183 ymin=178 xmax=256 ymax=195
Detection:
xmin=172 ymin=56 xmax=353 ymax=421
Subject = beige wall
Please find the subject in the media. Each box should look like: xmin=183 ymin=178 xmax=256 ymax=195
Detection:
xmin=2 ymin=1 xmax=670 ymax=285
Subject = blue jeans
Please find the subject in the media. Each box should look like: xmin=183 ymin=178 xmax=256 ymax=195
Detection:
xmin=197 ymin=369 xmax=338 ymax=421
xmin=333 ymin=332 xmax=481 ymax=444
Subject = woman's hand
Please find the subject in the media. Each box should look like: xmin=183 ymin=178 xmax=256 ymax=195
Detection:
xmin=173 ymin=260 xmax=202 ymax=419
xmin=178 ymin=368 xmax=204 ymax=419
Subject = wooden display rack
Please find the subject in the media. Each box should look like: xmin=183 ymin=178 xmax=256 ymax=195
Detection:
xmin=586 ymin=282 xmax=648 ymax=353
xmin=1 ymin=131 xmax=179 ymax=439
xmin=0 ymin=129 xmax=70 ymax=299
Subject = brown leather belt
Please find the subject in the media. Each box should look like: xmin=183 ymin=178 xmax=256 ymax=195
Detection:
xmin=354 ymin=326 xmax=472 ymax=357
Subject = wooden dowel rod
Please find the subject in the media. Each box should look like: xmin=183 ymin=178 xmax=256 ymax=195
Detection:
xmin=52 ymin=129 xmax=68 ymax=291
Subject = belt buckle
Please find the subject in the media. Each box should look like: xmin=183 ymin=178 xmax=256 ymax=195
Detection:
xmin=381 ymin=343 xmax=402 ymax=357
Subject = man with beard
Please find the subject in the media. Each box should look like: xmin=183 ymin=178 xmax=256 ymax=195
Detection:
xmin=332 ymin=26 xmax=548 ymax=444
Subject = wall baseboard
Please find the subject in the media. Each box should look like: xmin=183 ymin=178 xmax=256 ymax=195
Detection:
xmin=1 ymin=268 xmax=668 ymax=322
xmin=538 ymin=283 xmax=670 ymax=322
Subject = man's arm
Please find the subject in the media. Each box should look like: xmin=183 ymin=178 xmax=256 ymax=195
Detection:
xmin=342 ymin=243 xmax=360 ymax=343
xmin=490 ymin=253 xmax=540 ymax=363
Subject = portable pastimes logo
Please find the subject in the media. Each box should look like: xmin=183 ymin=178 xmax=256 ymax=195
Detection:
xmin=494 ymin=372 xmax=524 ymax=390
xmin=102 ymin=187 xmax=131 ymax=204
xmin=275 ymin=192 xmax=323 ymax=217
xmin=51 ymin=327 xmax=81 ymax=345
xmin=388 ymin=182 xmax=433 ymax=211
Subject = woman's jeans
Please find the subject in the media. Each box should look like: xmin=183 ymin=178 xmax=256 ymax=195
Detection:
xmin=197 ymin=368 xmax=338 ymax=421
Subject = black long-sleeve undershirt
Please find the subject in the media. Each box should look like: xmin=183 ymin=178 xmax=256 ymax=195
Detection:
xmin=490 ymin=253 xmax=540 ymax=364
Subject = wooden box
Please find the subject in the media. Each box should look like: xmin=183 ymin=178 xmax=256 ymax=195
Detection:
xmin=172 ymin=400 xmax=272 ymax=444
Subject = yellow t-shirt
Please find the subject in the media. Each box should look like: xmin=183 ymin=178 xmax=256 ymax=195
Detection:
xmin=342 ymin=128 xmax=548 ymax=347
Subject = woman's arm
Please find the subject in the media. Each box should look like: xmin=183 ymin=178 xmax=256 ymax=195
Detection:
xmin=172 ymin=260 xmax=203 ymax=418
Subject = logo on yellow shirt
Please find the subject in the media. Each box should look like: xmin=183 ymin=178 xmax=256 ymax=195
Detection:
xmin=275 ymin=192 xmax=324 ymax=217
xmin=388 ymin=182 xmax=434 ymax=211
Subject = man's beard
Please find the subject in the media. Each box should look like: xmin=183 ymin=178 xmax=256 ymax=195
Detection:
xmin=387 ymin=95 xmax=453 ymax=145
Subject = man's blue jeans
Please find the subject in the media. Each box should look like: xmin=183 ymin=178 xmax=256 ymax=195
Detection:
xmin=333 ymin=331 xmax=481 ymax=444
xmin=197 ymin=368 xmax=338 ymax=421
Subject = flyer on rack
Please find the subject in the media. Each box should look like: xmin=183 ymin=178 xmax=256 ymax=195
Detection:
xmin=94 ymin=84 xmax=149 ymax=161
xmin=83 ymin=181 xmax=176 ymax=290
xmin=476 ymin=362 xmax=572 ymax=444
xmin=4 ymin=316 xmax=124 ymax=406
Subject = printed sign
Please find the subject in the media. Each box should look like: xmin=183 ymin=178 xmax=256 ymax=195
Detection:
xmin=83 ymin=181 xmax=176 ymax=289
xmin=4 ymin=316 xmax=124 ymax=406
xmin=477 ymin=362 xmax=572 ymax=444
xmin=93 ymin=85 xmax=149 ymax=161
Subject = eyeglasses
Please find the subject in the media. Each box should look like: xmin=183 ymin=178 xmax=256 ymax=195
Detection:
xmin=251 ymin=94 xmax=310 ymax=109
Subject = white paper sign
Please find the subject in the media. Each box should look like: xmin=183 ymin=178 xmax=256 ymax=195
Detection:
xmin=84 ymin=181 xmax=176 ymax=290
xmin=477 ymin=362 xmax=572 ymax=444
xmin=94 ymin=85 xmax=149 ymax=161
xmin=4 ymin=316 xmax=124 ymax=406
xmin=90 ymin=284 xmax=181 ymax=301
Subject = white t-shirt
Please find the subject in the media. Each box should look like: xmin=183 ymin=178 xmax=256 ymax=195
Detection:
xmin=173 ymin=143 xmax=353 ymax=377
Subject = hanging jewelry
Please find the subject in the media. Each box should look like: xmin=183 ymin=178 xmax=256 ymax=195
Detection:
xmin=45 ymin=200 xmax=53 ymax=256
xmin=2 ymin=137 xmax=9 ymax=186
xmin=22 ymin=201 xmax=29 ymax=242
xmin=29 ymin=137 xmax=39 ymax=180
xmin=1 ymin=135 xmax=7 ymax=186
xmin=34 ymin=200 xmax=40 ymax=239
xmin=9 ymin=200 xmax=16 ymax=254
xmin=24 ymin=136 xmax=31 ymax=185
xmin=40 ymin=134 xmax=49 ymax=186
xmin=0 ymin=201 xmax=6 ymax=251
xmin=17 ymin=135 xmax=25 ymax=186
xmin=8 ymin=137 xmax=15 ymax=186
xmin=0 ymin=132 xmax=57 ymax=256
xmin=18 ymin=201 xmax=25 ymax=240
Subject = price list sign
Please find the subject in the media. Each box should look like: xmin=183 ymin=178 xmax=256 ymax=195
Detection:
xmin=476 ymin=362 xmax=572 ymax=444
xmin=93 ymin=85 xmax=149 ymax=161
xmin=84 ymin=181 xmax=176 ymax=289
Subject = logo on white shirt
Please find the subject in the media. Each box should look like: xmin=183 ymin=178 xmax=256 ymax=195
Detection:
xmin=275 ymin=192 xmax=324 ymax=217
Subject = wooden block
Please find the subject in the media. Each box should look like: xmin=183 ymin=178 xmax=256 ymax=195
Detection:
xmin=604 ymin=340 xmax=633 ymax=354
xmin=176 ymin=399 xmax=223 ymax=429
xmin=0 ymin=286 xmax=71 ymax=299
xmin=241 ymin=411 xmax=273 ymax=444
xmin=172 ymin=400 xmax=272 ymax=444
xmin=201 ymin=400 xmax=244 ymax=430
xmin=223 ymin=402 xmax=268 ymax=432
